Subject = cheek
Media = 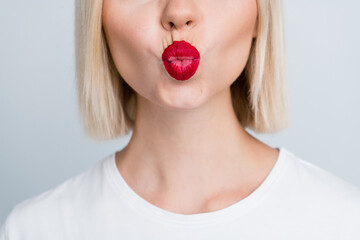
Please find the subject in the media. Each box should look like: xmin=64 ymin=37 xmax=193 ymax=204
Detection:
xmin=208 ymin=0 xmax=257 ymax=85
xmin=102 ymin=2 xmax=155 ymax=86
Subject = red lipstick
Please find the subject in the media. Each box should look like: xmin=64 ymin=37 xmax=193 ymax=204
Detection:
xmin=162 ymin=40 xmax=200 ymax=81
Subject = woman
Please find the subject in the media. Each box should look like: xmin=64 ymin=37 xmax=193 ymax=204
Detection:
xmin=1 ymin=0 xmax=359 ymax=239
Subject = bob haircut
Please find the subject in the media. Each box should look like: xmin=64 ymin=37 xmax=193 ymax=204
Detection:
xmin=75 ymin=0 xmax=290 ymax=141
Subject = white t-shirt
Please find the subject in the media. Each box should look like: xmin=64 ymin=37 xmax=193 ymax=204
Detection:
xmin=1 ymin=147 xmax=360 ymax=239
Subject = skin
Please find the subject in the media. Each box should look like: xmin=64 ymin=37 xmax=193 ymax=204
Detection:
xmin=102 ymin=0 xmax=279 ymax=214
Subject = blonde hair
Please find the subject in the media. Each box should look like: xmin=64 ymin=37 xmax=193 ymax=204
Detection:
xmin=75 ymin=0 xmax=290 ymax=141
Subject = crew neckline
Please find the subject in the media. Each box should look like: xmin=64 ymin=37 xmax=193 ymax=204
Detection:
xmin=105 ymin=146 xmax=288 ymax=226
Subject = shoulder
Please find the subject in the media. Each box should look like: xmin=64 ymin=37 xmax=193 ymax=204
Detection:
xmin=283 ymin=148 xmax=360 ymax=198
xmin=0 ymin=153 xmax=113 ymax=239
xmin=282 ymin=148 xmax=360 ymax=226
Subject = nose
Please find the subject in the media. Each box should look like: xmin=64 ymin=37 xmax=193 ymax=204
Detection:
xmin=161 ymin=0 xmax=199 ymax=32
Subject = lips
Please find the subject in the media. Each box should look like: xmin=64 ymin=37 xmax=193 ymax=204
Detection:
xmin=162 ymin=40 xmax=200 ymax=81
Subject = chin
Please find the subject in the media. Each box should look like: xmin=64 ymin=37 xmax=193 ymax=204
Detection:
xmin=156 ymin=89 xmax=207 ymax=111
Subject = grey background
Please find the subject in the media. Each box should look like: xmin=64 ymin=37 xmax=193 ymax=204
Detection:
xmin=0 ymin=0 xmax=359 ymax=224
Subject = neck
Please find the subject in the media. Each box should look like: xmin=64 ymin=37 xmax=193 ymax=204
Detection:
xmin=117 ymin=87 xmax=272 ymax=205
